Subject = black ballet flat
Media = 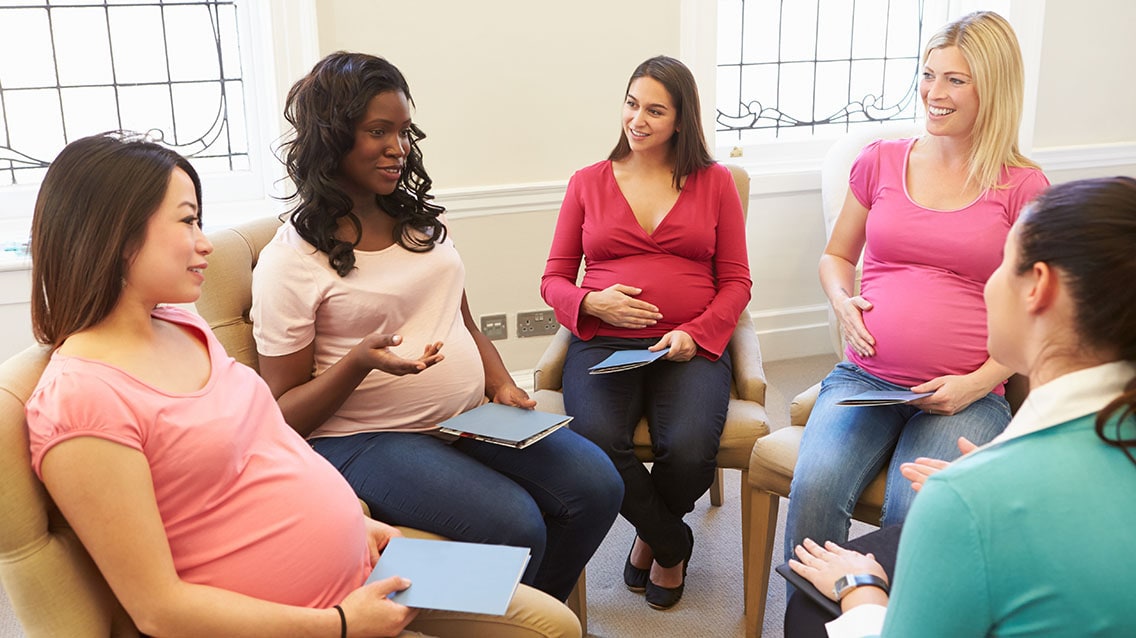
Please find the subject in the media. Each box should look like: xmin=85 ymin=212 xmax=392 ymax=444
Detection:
xmin=645 ymin=523 xmax=693 ymax=610
xmin=624 ymin=538 xmax=649 ymax=592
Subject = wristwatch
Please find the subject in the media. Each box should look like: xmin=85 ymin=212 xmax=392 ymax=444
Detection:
xmin=833 ymin=573 xmax=890 ymax=601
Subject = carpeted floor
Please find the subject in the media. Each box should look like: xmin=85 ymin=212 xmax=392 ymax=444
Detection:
xmin=0 ymin=354 xmax=850 ymax=638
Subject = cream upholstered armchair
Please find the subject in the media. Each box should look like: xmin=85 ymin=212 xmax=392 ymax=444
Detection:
xmin=0 ymin=345 xmax=140 ymax=637
xmin=742 ymin=123 xmax=1028 ymax=637
xmin=531 ymin=164 xmax=771 ymax=612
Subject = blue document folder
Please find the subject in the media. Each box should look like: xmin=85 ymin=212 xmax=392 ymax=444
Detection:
xmin=836 ymin=390 xmax=933 ymax=406
xmin=587 ymin=347 xmax=670 ymax=374
xmin=437 ymin=402 xmax=572 ymax=448
xmin=366 ymin=537 xmax=530 ymax=615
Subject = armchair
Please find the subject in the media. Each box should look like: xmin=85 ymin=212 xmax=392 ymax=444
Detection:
xmin=531 ymin=164 xmax=771 ymax=610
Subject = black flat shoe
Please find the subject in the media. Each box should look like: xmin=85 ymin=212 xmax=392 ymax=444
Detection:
xmin=624 ymin=538 xmax=650 ymax=592
xmin=645 ymin=523 xmax=693 ymax=610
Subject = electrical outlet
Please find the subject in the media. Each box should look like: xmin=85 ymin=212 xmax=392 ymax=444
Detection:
xmin=517 ymin=310 xmax=560 ymax=338
xmin=479 ymin=313 xmax=508 ymax=341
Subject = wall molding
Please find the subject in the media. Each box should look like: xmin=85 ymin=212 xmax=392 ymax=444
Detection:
xmin=1031 ymin=142 xmax=1136 ymax=173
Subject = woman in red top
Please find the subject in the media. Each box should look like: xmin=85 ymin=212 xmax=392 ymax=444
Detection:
xmin=541 ymin=55 xmax=751 ymax=610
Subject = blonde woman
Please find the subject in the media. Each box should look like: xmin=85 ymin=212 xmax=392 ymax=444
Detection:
xmin=785 ymin=11 xmax=1049 ymax=560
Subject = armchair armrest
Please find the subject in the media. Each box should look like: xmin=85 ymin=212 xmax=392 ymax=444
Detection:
xmin=790 ymin=382 xmax=822 ymax=427
xmin=728 ymin=312 xmax=767 ymax=405
xmin=533 ymin=326 xmax=572 ymax=392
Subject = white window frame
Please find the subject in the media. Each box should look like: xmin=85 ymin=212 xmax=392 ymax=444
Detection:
xmin=0 ymin=0 xmax=320 ymax=239
xmin=683 ymin=0 xmax=1047 ymax=193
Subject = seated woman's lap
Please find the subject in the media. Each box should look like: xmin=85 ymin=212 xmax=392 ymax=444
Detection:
xmin=787 ymin=362 xmax=1010 ymax=558
xmin=312 ymin=431 xmax=549 ymax=583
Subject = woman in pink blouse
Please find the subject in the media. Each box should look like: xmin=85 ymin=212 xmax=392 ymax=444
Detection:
xmin=541 ymin=55 xmax=751 ymax=610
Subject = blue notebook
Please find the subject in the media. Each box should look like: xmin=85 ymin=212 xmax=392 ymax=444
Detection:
xmin=437 ymin=402 xmax=572 ymax=448
xmin=366 ymin=537 xmax=530 ymax=615
xmin=587 ymin=347 xmax=670 ymax=374
xmin=836 ymin=390 xmax=932 ymax=406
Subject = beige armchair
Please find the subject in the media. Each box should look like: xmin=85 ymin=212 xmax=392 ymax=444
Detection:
xmin=531 ymin=164 xmax=771 ymax=612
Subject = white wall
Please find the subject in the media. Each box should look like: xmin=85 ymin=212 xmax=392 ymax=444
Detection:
xmin=1 ymin=1 xmax=1134 ymax=370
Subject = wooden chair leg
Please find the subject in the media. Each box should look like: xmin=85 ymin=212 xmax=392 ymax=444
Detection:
xmin=709 ymin=467 xmax=724 ymax=506
xmin=739 ymin=469 xmax=751 ymax=605
xmin=744 ymin=489 xmax=779 ymax=638
xmin=566 ymin=570 xmax=587 ymax=634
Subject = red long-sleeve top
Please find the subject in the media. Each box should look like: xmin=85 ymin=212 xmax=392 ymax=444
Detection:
xmin=541 ymin=160 xmax=751 ymax=359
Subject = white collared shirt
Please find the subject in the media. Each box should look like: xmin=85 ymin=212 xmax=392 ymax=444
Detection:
xmin=824 ymin=360 xmax=1136 ymax=638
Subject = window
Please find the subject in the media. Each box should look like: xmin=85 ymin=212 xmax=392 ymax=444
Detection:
xmin=698 ymin=0 xmax=1046 ymax=178
xmin=716 ymin=0 xmax=950 ymax=145
xmin=0 ymin=0 xmax=309 ymax=238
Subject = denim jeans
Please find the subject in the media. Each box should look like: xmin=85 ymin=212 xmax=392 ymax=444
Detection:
xmin=562 ymin=335 xmax=732 ymax=567
xmin=312 ymin=426 xmax=622 ymax=601
xmin=784 ymin=361 xmax=1010 ymax=562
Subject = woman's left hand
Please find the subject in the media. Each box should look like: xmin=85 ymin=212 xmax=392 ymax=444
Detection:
xmin=789 ymin=538 xmax=888 ymax=602
xmin=909 ymin=374 xmax=989 ymax=416
xmin=650 ymin=330 xmax=697 ymax=362
xmin=492 ymin=384 xmax=537 ymax=409
xmin=364 ymin=518 xmax=403 ymax=565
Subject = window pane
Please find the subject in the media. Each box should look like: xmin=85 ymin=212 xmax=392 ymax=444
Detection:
xmin=0 ymin=9 xmax=54 ymax=89
xmin=108 ymin=6 xmax=170 ymax=84
xmin=53 ymin=8 xmax=115 ymax=86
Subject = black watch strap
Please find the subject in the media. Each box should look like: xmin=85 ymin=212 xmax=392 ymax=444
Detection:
xmin=833 ymin=573 xmax=890 ymax=601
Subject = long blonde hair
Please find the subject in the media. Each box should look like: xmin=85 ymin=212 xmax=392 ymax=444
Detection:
xmin=924 ymin=11 xmax=1040 ymax=190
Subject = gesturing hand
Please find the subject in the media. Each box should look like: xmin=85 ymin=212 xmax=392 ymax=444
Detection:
xmin=582 ymin=284 xmax=663 ymax=329
xmin=836 ymin=296 xmax=876 ymax=357
xmin=900 ymin=436 xmax=977 ymax=492
xmin=353 ymin=334 xmax=444 ymax=376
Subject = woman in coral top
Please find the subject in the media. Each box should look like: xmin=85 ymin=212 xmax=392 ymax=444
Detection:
xmin=541 ymin=55 xmax=752 ymax=610
xmin=785 ymin=11 xmax=1050 ymax=566
xmin=25 ymin=133 xmax=580 ymax=638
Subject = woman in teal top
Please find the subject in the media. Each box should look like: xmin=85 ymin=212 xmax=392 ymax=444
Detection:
xmin=789 ymin=176 xmax=1136 ymax=637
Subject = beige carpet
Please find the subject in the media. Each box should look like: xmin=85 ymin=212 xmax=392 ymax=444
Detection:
xmin=0 ymin=354 xmax=846 ymax=638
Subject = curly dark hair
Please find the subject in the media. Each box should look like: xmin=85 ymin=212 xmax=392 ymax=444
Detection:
xmin=1015 ymin=176 xmax=1136 ymax=466
xmin=281 ymin=51 xmax=445 ymax=276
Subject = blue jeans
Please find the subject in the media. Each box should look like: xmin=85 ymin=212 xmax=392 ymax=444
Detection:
xmin=562 ymin=335 xmax=731 ymax=567
xmin=784 ymin=361 xmax=1010 ymax=562
xmin=312 ymin=426 xmax=622 ymax=601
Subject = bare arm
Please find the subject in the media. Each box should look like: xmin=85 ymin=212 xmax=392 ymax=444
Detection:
xmin=820 ymin=189 xmax=876 ymax=357
xmin=259 ymin=335 xmax=443 ymax=437
xmin=460 ymin=293 xmax=535 ymax=408
xmin=41 ymin=437 xmax=416 ymax=637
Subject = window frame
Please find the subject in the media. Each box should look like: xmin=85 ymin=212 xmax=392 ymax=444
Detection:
xmin=684 ymin=0 xmax=1046 ymax=190
xmin=0 ymin=0 xmax=320 ymax=237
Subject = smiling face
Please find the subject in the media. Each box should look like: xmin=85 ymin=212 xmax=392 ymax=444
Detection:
xmin=124 ymin=167 xmax=212 ymax=305
xmin=920 ymin=45 xmax=980 ymax=139
xmin=338 ymin=90 xmax=412 ymax=203
xmin=622 ymin=77 xmax=678 ymax=157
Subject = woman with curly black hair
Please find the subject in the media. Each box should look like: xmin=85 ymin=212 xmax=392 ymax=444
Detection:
xmin=251 ymin=52 xmax=622 ymax=603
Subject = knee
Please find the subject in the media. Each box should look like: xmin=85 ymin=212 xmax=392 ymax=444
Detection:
xmin=571 ymin=445 xmax=625 ymax=516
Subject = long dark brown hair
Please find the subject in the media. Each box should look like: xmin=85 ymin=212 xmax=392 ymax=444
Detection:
xmin=281 ymin=51 xmax=445 ymax=277
xmin=1015 ymin=176 xmax=1136 ymax=465
xmin=608 ymin=55 xmax=714 ymax=190
xmin=30 ymin=133 xmax=202 ymax=347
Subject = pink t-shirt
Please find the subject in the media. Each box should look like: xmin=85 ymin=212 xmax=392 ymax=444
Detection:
xmin=252 ymin=222 xmax=484 ymax=437
xmin=847 ymin=138 xmax=1049 ymax=389
xmin=541 ymin=161 xmax=751 ymax=359
xmin=26 ymin=307 xmax=369 ymax=608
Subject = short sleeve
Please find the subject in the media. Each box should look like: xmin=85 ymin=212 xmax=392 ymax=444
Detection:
xmin=1004 ymin=168 xmax=1050 ymax=225
xmin=26 ymin=366 xmax=145 ymax=478
xmin=848 ymin=139 xmax=885 ymax=209
xmin=251 ymin=234 xmax=323 ymax=357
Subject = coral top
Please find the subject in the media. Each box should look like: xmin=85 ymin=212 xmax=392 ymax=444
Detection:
xmin=26 ymin=307 xmax=370 ymax=607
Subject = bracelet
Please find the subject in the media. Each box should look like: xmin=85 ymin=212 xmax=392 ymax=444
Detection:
xmin=833 ymin=573 xmax=890 ymax=601
xmin=333 ymin=604 xmax=347 ymax=638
